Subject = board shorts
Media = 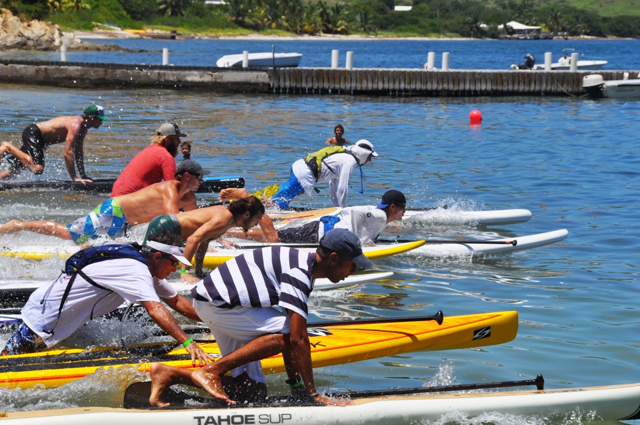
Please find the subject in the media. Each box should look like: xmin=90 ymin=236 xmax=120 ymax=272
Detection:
xmin=276 ymin=216 xmax=341 ymax=244
xmin=143 ymin=214 xmax=185 ymax=246
xmin=192 ymin=297 xmax=290 ymax=384
xmin=66 ymin=198 xmax=129 ymax=245
xmin=272 ymin=167 xmax=305 ymax=210
xmin=0 ymin=323 xmax=45 ymax=356
xmin=6 ymin=124 xmax=47 ymax=173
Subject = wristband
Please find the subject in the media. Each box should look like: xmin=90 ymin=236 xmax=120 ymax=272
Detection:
xmin=182 ymin=338 xmax=193 ymax=348
xmin=180 ymin=269 xmax=188 ymax=274
xmin=285 ymin=376 xmax=301 ymax=386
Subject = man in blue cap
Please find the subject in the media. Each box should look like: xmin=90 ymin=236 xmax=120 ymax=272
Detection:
xmin=0 ymin=105 xmax=107 ymax=181
xmin=148 ymin=228 xmax=372 ymax=407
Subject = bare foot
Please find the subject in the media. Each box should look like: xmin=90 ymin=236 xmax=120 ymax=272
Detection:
xmin=192 ymin=367 xmax=236 ymax=405
xmin=149 ymin=363 xmax=176 ymax=407
xmin=219 ymin=188 xmax=250 ymax=202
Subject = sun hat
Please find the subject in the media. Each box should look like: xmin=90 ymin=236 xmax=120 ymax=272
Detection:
xmin=84 ymin=105 xmax=109 ymax=121
xmin=158 ymin=123 xmax=187 ymax=137
xmin=145 ymin=241 xmax=192 ymax=266
xmin=319 ymin=228 xmax=373 ymax=269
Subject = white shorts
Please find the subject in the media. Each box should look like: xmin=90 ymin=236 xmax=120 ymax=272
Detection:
xmin=193 ymin=300 xmax=290 ymax=383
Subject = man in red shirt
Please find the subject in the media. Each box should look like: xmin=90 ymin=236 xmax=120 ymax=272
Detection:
xmin=111 ymin=123 xmax=187 ymax=197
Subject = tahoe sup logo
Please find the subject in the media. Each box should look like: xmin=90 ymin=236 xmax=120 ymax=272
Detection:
xmin=194 ymin=414 xmax=292 ymax=424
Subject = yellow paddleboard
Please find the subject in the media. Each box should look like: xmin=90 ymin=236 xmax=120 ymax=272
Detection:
xmin=200 ymin=240 xmax=426 ymax=269
xmin=0 ymin=311 xmax=518 ymax=390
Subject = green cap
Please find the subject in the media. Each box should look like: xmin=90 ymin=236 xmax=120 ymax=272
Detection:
xmin=84 ymin=105 xmax=109 ymax=121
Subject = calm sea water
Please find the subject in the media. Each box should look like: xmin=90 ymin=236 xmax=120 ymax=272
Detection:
xmin=1 ymin=37 xmax=639 ymax=70
xmin=0 ymin=38 xmax=639 ymax=424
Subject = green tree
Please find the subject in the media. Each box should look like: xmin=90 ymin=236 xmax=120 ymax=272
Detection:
xmin=157 ymin=0 xmax=190 ymax=17
xmin=62 ymin=0 xmax=90 ymax=11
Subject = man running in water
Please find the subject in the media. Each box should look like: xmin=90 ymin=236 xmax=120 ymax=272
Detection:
xmin=0 ymin=160 xmax=206 ymax=244
xmin=0 ymin=105 xmax=107 ymax=181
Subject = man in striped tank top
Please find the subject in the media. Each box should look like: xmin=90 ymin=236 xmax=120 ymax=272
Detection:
xmin=148 ymin=228 xmax=373 ymax=407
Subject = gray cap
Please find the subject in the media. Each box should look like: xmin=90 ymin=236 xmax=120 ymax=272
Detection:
xmin=176 ymin=159 xmax=211 ymax=177
xmin=145 ymin=241 xmax=192 ymax=266
xmin=157 ymin=123 xmax=187 ymax=137
xmin=319 ymin=228 xmax=373 ymax=269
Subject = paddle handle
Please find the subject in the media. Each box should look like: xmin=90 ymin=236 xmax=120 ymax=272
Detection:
xmin=309 ymin=310 xmax=444 ymax=328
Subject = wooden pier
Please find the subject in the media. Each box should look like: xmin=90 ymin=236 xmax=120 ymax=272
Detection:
xmin=0 ymin=59 xmax=634 ymax=96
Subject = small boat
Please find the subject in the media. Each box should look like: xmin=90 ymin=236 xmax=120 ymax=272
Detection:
xmin=532 ymin=48 xmax=607 ymax=70
xmin=583 ymin=73 xmax=640 ymax=98
xmin=216 ymin=52 xmax=302 ymax=68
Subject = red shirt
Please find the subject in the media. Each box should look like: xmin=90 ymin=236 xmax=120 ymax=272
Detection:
xmin=111 ymin=145 xmax=176 ymax=196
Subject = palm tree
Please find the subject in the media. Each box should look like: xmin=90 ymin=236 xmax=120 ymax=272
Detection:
xmin=62 ymin=0 xmax=90 ymax=11
xmin=157 ymin=0 xmax=190 ymax=17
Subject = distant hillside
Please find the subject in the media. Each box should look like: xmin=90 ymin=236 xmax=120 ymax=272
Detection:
xmin=570 ymin=0 xmax=640 ymax=17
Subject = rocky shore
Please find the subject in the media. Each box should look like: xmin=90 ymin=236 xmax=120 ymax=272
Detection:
xmin=0 ymin=9 xmax=143 ymax=52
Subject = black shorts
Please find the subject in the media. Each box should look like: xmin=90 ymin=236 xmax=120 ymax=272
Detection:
xmin=143 ymin=214 xmax=186 ymax=246
xmin=6 ymin=124 xmax=47 ymax=172
xmin=277 ymin=221 xmax=320 ymax=244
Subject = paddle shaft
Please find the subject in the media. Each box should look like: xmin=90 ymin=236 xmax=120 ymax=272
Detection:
xmin=379 ymin=238 xmax=517 ymax=246
xmin=344 ymin=374 xmax=545 ymax=399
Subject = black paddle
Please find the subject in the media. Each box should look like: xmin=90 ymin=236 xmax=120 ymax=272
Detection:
xmin=123 ymin=374 xmax=544 ymax=409
xmin=378 ymin=238 xmax=518 ymax=246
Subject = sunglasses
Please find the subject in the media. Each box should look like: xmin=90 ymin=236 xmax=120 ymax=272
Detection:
xmin=394 ymin=203 xmax=407 ymax=211
xmin=161 ymin=253 xmax=180 ymax=267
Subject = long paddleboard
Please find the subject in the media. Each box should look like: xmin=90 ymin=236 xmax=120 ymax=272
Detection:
xmin=0 ymin=241 xmax=425 ymax=269
xmin=270 ymin=207 xmax=532 ymax=227
xmin=0 ymin=310 xmax=518 ymax=390
xmin=4 ymin=381 xmax=640 ymax=423
xmin=0 ymin=272 xmax=395 ymax=306
xmin=0 ymin=176 xmax=244 ymax=194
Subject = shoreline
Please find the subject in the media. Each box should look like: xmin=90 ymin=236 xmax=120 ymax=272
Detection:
xmin=70 ymin=30 xmax=630 ymax=42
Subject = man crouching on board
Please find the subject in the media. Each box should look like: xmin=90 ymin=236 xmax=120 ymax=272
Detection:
xmin=148 ymin=228 xmax=371 ymax=407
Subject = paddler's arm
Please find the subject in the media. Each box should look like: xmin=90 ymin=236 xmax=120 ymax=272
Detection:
xmin=64 ymin=120 xmax=92 ymax=183
xmin=140 ymin=300 xmax=212 ymax=367
xmin=161 ymin=294 xmax=202 ymax=322
xmin=258 ymin=214 xmax=279 ymax=243
xmin=183 ymin=217 xmax=228 ymax=266
xmin=287 ymin=310 xmax=352 ymax=406
xmin=194 ymin=241 xmax=209 ymax=278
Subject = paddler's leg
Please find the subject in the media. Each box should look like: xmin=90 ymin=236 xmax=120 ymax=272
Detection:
xmin=0 ymin=219 xmax=72 ymax=239
xmin=219 ymin=188 xmax=250 ymax=202
xmin=0 ymin=142 xmax=42 ymax=174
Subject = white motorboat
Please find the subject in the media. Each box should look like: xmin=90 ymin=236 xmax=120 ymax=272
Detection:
xmin=583 ymin=73 xmax=640 ymax=98
xmin=532 ymin=48 xmax=607 ymax=70
xmin=216 ymin=52 xmax=302 ymax=68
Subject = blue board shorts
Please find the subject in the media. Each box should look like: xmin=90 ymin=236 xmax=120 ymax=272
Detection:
xmin=272 ymin=167 xmax=305 ymax=209
xmin=66 ymin=198 xmax=129 ymax=245
xmin=0 ymin=323 xmax=44 ymax=356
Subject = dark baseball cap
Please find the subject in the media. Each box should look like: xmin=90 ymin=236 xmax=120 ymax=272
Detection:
xmin=376 ymin=190 xmax=407 ymax=209
xmin=176 ymin=159 xmax=211 ymax=177
xmin=158 ymin=123 xmax=187 ymax=137
xmin=319 ymin=228 xmax=373 ymax=269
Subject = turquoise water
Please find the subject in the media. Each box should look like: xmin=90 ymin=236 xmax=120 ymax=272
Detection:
xmin=0 ymin=80 xmax=639 ymax=423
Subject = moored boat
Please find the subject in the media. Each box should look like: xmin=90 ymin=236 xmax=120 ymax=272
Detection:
xmin=216 ymin=52 xmax=302 ymax=68
xmin=583 ymin=73 xmax=640 ymax=99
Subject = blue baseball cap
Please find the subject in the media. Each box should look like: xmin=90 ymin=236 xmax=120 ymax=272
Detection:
xmin=377 ymin=190 xmax=407 ymax=209
xmin=319 ymin=228 xmax=373 ymax=269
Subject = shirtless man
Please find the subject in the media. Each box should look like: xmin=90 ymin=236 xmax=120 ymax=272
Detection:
xmin=0 ymin=160 xmax=205 ymax=244
xmin=0 ymin=105 xmax=107 ymax=182
xmin=143 ymin=196 xmax=271 ymax=278
xmin=325 ymin=124 xmax=348 ymax=146
xmin=111 ymin=123 xmax=187 ymax=197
